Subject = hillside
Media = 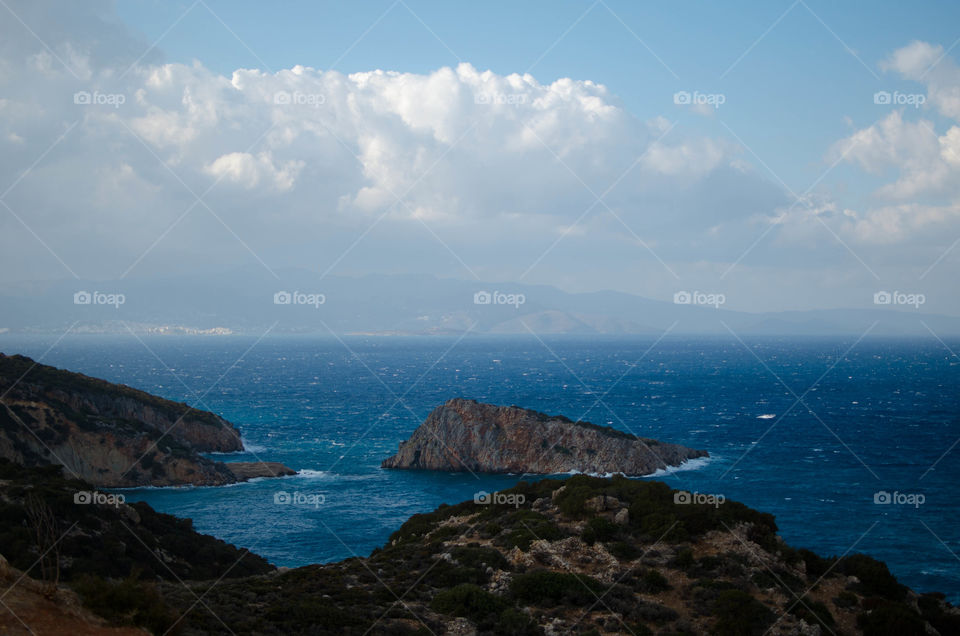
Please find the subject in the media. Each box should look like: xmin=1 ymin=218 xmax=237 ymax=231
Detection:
xmin=0 ymin=353 xmax=292 ymax=487
xmin=0 ymin=459 xmax=274 ymax=634
xmin=153 ymin=476 xmax=958 ymax=635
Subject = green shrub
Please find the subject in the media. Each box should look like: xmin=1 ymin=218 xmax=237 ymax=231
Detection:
xmin=430 ymin=524 xmax=463 ymax=541
xmin=628 ymin=599 xmax=678 ymax=624
xmin=833 ymin=590 xmax=859 ymax=608
xmin=450 ymin=546 xmax=510 ymax=572
xmin=581 ymin=516 xmax=618 ymax=545
xmin=856 ymin=601 xmax=926 ymax=636
xmin=431 ymin=583 xmax=509 ymax=622
xmin=670 ymin=548 xmax=695 ymax=571
xmin=837 ymin=554 xmax=906 ymax=600
xmin=430 ymin=561 xmax=489 ymax=587
xmin=493 ymin=607 xmax=539 ymax=635
xmin=607 ymin=540 xmax=640 ymax=561
xmin=496 ymin=520 xmax=564 ymax=551
xmin=785 ymin=596 xmax=835 ymax=629
xmin=638 ymin=568 xmax=671 ymax=594
xmin=510 ymin=570 xmax=607 ymax=607
xmin=798 ymin=548 xmax=835 ymax=579
xmin=637 ymin=511 xmax=688 ymax=542
xmin=431 ymin=583 xmax=536 ymax=634
xmin=72 ymin=575 xmax=178 ymax=635
xmin=917 ymin=593 xmax=960 ymax=635
xmin=710 ymin=590 xmax=774 ymax=636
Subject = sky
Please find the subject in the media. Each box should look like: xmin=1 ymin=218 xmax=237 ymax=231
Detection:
xmin=2 ymin=0 xmax=960 ymax=315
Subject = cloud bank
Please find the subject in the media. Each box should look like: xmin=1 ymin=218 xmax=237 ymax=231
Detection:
xmin=1 ymin=2 xmax=959 ymax=313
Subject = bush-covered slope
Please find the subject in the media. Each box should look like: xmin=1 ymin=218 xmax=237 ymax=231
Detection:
xmin=154 ymin=475 xmax=959 ymax=635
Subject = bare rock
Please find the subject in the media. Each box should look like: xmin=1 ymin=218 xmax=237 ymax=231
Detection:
xmin=585 ymin=494 xmax=621 ymax=512
xmin=382 ymin=399 xmax=708 ymax=475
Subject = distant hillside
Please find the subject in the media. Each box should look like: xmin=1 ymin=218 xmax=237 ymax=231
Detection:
xmin=1 ymin=270 xmax=958 ymax=336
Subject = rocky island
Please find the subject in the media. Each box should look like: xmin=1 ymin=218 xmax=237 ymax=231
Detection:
xmin=382 ymin=398 xmax=708 ymax=475
xmin=0 ymin=353 xmax=294 ymax=487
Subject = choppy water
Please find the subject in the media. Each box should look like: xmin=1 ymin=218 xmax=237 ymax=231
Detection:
xmin=2 ymin=334 xmax=958 ymax=601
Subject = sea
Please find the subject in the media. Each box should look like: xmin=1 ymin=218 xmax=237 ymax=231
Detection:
xmin=1 ymin=334 xmax=957 ymax=602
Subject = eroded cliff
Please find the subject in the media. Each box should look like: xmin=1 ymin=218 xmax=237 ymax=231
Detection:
xmin=382 ymin=398 xmax=708 ymax=475
xmin=0 ymin=353 xmax=290 ymax=487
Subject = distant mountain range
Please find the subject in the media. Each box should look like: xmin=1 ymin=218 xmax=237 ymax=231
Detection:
xmin=0 ymin=269 xmax=957 ymax=336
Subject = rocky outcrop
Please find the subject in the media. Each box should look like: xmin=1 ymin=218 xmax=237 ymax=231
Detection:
xmin=0 ymin=353 xmax=292 ymax=487
xmin=382 ymin=398 xmax=708 ymax=475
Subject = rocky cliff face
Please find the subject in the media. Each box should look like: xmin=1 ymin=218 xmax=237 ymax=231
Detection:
xmin=382 ymin=398 xmax=708 ymax=475
xmin=0 ymin=353 xmax=290 ymax=487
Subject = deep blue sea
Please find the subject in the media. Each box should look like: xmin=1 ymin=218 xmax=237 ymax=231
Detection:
xmin=2 ymin=334 xmax=958 ymax=602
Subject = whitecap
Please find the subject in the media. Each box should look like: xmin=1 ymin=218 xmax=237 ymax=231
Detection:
xmin=756 ymin=414 xmax=776 ymax=419
xmin=561 ymin=469 xmax=625 ymax=478
xmin=641 ymin=455 xmax=712 ymax=478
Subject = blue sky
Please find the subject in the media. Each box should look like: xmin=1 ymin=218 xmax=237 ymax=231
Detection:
xmin=2 ymin=0 xmax=960 ymax=315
